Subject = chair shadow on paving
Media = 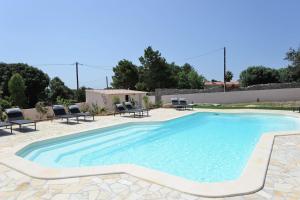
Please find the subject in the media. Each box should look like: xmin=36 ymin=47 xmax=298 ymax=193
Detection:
xmin=77 ymin=119 xmax=94 ymax=123
xmin=58 ymin=121 xmax=80 ymax=125
xmin=0 ymin=129 xmax=13 ymax=136
xmin=121 ymin=115 xmax=151 ymax=118
xmin=13 ymin=127 xmax=37 ymax=133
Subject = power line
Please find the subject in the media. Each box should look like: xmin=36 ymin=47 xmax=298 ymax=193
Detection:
xmin=32 ymin=64 xmax=74 ymax=66
xmin=32 ymin=63 xmax=113 ymax=71
xmin=81 ymin=64 xmax=113 ymax=71
xmin=182 ymin=47 xmax=224 ymax=61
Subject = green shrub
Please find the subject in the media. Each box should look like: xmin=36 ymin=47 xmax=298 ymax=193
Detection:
xmin=56 ymin=96 xmax=75 ymax=107
xmin=155 ymin=100 xmax=163 ymax=108
xmin=0 ymin=99 xmax=12 ymax=110
xmin=8 ymin=73 xmax=26 ymax=108
xmin=89 ymin=103 xmax=107 ymax=115
xmin=0 ymin=109 xmax=7 ymax=121
xmin=143 ymin=96 xmax=150 ymax=109
xmin=35 ymin=102 xmax=48 ymax=120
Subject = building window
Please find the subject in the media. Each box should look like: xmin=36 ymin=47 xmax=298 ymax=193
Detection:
xmin=125 ymin=95 xmax=129 ymax=102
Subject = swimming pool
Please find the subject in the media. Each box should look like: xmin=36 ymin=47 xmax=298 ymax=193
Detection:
xmin=17 ymin=112 xmax=300 ymax=183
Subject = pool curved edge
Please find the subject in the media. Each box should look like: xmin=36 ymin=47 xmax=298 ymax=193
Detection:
xmin=1 ymin=110 xmax=300 ymax=197
xmin=1 ymin=132 xmax=300 ymax=197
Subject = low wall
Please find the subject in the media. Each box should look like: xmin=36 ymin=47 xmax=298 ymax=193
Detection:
xmin=155 ymin=82 xmax=300 ymax=103
xmin=22 ymin=107 xmax=54 ymax=121
xmin=161 ymin=88 xmax=300 ymax=104
xmin=148 ymin=96 xmax=155 ymax=104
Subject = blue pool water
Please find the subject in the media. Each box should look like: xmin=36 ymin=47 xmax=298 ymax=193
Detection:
xmin=17 ymin=112 xmax=300 ymax=182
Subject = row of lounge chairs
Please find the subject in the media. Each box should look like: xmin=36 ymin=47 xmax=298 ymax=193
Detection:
xmin=171 ymin=98 xmax=194 ymax=110
xmin=0 ymin=103 xmax=149 ymax=135
xmin=0 ymin=105 xmax=94 ymax=134
xmin=52 ymin=105 xmax=94 ymax=123
xmin=114 ymin=102 xmax=149 ymax=117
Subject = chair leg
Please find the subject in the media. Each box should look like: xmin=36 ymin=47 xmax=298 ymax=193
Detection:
xmin=10 ymin=125 xmax=12 ymax=134
xmin=34 ymin=122 xmax=36 ymax=130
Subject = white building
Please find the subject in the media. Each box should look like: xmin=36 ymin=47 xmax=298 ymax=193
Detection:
xmin=86 ymin=89 xmax=147 ymax=112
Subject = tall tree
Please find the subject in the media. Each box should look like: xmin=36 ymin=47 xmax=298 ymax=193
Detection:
xmin=225 ymin=71 xmax=233 ymax=82
xmin=111 ymin=60 xmax=139 ymax=89
xmin=135 ymin=66 xmax=147 ymax=91
xmin=177 ymin=63 xmax=205 ymax=89
xmin=188 ymin=70 xmax=205 ymax=89
xmin=75 ymin=86 xmax=86 ymax=102
xmin=111 ymin=48 xmax=206 ymax=91
xmin=0 ymin=63 xmax=50 ymax=107
xmin=177 ymin=71 xmax=190 ymax=89
xmin=278 ymin=67 xmax=294 ymax=83
xmin=239 ymin=66 xmax=280 ymax=87
xmin=139 ymin=46 xmax=173 ymax=91
xmin=284 ymin=47 xmax=300 ymax=81
xmin=8 ymin=73 xmax=26 ymax=108
xmin=49 ymin=77 xmax=74 ymax=103
xmin=168 ymin=62 xmax=182 ymax=88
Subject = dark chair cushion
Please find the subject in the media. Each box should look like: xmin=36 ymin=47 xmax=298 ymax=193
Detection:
xmin=171 ymin=98 xmax=179 ymax=105
xmin=53 ymin=105 xmax=67 ymax=116
xmin=179 ymin=100 xmax=187 ymax=105
xmin=124 ymin=102 xmax=134 ymax=110
xmin=115 ymin=104 xmax=126 ymax=111
xmin=5 ymin=108 xmax=24 ymax=120
xmin=68 ymin=105 xmax=81 ymax=114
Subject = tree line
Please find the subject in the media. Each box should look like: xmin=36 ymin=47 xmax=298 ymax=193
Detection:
xmin=0 ymin=63 xmax=86 ymax=109
xmin=112 ymin=46 xmax=300 ymax=89
xmin=111 ymin=46 xmax=206 ymax=91
xmin=239 ymin=47 xmax=300 ymax=86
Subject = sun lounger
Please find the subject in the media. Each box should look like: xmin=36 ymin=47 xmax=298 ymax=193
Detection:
xmin=68 ymin=105 xmax=94 ymax=121
xmin=124 ymin=102 xmax=149 ymax=116
xmin=0 ymin=121 xmax=12 ymax=134
xmin=5 ymin=108 xmax=36 ymax=131
xmin=171 ymin=98 xmax=184 ymax=110
xmin=114 ymin=103 xmax=143 ymax=117
xmin=179 ymin=98 xmax=194 ymax=110
xmin=52 ymin=105 xmax=79 ymax=124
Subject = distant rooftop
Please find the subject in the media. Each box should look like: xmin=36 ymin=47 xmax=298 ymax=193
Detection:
xmin=86 ymin=89 xmax=147 ymax=95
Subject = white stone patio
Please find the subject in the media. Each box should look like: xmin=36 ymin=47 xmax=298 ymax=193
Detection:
xmin=0 ymin=108 xmax=300 ymax=199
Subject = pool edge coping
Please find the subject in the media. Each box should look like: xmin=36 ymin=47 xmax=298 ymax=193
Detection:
xmin=1 ymin=109 xmax=300 ymax=197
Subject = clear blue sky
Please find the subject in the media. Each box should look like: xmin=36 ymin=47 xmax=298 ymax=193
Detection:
xmin=1 ymin=0 xmax=299 ymax=89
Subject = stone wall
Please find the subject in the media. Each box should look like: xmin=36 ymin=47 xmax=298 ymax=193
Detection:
xmin=155 ymin=82 xmax=300 ymax=103
xmin=161 ymin=88 xmax=300 ymax=104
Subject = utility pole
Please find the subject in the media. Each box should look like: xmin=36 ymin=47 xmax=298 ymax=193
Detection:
xmin=223 ymin=47 xmax=226 ymax=92
xmin=75 ymin=62 xmax=79 ymax=91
